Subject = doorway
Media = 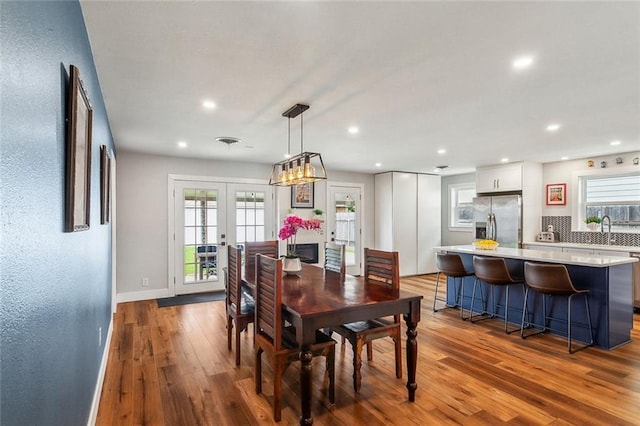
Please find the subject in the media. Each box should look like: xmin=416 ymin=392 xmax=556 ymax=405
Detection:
xmin=327 ymin=183 xmax=363 ymax=276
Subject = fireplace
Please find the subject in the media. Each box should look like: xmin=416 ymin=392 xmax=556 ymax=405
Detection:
xmin=288 ymin=243 xmax=319 ymax=264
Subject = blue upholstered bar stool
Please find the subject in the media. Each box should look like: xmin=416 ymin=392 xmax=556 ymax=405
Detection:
xmin=470 ymin=256 xmax=524 ymax=334
xmin=433 ymin=253 xmax=475 ymax=320
xmin=521 ymin=261 xmax=594 ymax=354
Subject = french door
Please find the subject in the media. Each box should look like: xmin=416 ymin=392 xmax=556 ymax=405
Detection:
xmin=327 ymin=183 xmax=363 ymax=276
xmin=171 ymin=177 xmax=274 ymax=295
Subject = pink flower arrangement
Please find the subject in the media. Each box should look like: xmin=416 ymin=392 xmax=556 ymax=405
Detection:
xmin=278 ymin=215 xmax=322 ymax=257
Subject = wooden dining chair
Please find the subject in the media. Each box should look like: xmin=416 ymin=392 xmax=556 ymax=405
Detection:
xmin=332 ymin=248 xmax=402 ymax=392
xmin=254 ymin=254 xmax=336 ymax=422
xmin=244 ymin=240 xmax=278 ymax=284
xmin=226 ymin=245 xmax=255 ymax=366
xmin=324 ymin=242 xmax=345 ymax=280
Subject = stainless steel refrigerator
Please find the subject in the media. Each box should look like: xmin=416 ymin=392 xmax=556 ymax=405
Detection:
xmin=473 ymin=194 xmax=522 ymax=248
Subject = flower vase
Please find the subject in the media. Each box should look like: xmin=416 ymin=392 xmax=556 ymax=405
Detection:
xmin=283 ymin=256 xmax=302 ymax=275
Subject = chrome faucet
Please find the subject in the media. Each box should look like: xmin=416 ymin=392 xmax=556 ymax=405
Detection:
xmin=601 ymin=215 xmax=612 ymax=245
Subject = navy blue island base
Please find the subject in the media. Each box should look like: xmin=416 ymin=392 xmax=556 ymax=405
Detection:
xmin=438 ymin=246 xmax=635 ymax=350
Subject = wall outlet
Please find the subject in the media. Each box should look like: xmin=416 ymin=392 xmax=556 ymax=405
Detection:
xmin=98 ymin=327 xmax=102 ymax=347
xmin=142 ymin=277 xmax=149 ymax=287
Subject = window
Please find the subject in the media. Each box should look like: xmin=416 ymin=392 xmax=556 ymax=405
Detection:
xmin=449 ymin=183 xmax=476 ymax=230
xmin=581 ymin=173 xmax=640 ymax=231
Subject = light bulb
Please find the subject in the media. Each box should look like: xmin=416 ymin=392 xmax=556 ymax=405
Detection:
xmin=287 ymin=162 xmax=295 ymax=181
xmin=304 ymin=155 xmax=315 ymax=178
xmin=278 ymin=164 xmax=287 ymax=183
xmin=295 ymin=159 xmax=303 ymax=180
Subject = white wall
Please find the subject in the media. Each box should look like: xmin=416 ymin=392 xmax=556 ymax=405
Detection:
xmin=116 ymin=150 xmax=374 ymax=300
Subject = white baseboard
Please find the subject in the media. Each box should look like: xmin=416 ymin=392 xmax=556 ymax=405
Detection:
xmin=87 ymin=316 xmax=114 ymax=426
xmin=116 ymin=287 xmax=171 ymax=303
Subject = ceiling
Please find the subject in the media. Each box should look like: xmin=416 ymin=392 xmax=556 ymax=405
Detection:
xmin=80 ymin=1 xmax=639 ymax=176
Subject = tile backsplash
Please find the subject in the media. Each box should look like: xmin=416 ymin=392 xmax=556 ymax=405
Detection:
xmin=541 ymin=216 xmax=640 ymax=247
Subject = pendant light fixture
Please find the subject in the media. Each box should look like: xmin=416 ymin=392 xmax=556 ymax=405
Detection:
xmin=269 ymin=103 xmax=327 ymax=186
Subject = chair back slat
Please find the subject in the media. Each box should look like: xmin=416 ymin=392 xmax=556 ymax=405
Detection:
xmin=255 ymin=254 xmax=283 ymax=351
xmin=245 ymin=241 xmax=279 ymax=283
xmin=364 ymin=248 xmax=399 ymax=289
xmin=324 ymin=243 xmax=346 ymax=279
xmin=227 ymin=246 xmax=242 ymax=311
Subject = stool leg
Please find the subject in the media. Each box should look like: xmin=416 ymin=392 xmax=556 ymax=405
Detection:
xmin=520 ymin=287 xmax=529 ymax=338
xmin=432 ymin=272 xmax=442 ymax=312
xmin=459 ymin=277 xmax=467 ymax=320
xmin=584 ymin=294 xmax=594 ymax=347
xmin=470 ymin=279 xmax=490 ymax=323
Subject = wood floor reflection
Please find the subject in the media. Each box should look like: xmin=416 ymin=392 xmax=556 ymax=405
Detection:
xmin=97 ymin=274 xmax=640 ymax=425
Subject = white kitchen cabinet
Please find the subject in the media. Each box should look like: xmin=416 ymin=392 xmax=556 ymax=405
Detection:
xmin=595 ymin=250 xmax=629 ymax=257
xmin=476 ymin=163 xmax=523 ymax=193
xmin=523 ymin=243 xmax=563 ymax=252
xmin=563 ymin=248 xmax=594 ymax=255
xmin=375 ymin=172 xmax=441 ymax=276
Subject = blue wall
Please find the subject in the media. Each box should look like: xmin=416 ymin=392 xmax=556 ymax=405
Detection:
xmin=1 ymin=2 xmax=114 ymax=424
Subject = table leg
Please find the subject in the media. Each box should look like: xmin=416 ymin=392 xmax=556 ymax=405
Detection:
xmin=299 ymin=346 xmax=313 ymax=425
xmin=404 ymin=313 xmax=418 ymax=402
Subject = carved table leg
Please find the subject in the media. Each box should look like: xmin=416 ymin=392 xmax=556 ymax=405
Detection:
xmin=299 ymin=346 xmax=313 ymax=425
xmin=404 ymin=313 xmax=418 ymax=402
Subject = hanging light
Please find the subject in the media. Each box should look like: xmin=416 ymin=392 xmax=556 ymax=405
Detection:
xmin=269 ymin=103 xmax=327 ymax=186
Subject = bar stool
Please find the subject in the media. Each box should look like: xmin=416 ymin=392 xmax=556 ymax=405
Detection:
xmin=470 ymin=256 xmax=524 ymax=333
xmin=521 ymin=262 xmax=594 ymax=354
xmin=433 ymin=253 xmax=475 ymax=320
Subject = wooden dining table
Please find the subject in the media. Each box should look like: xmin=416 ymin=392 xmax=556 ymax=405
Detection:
xmin=244 ymin=263 xmax=423 ymax=425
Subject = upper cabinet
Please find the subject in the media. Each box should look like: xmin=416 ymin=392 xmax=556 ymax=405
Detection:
xmin=476 ymin=163 xmax=523 ymax=193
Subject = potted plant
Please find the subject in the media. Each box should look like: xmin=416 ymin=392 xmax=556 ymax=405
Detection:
xmin=278 ymin=215 xmax=321 ymax=274
xmin=584 ymin=216 xmax=601 ymax=231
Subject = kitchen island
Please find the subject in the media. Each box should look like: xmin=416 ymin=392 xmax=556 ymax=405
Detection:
xmin=436 ymin=245 xmax=638 ymax=349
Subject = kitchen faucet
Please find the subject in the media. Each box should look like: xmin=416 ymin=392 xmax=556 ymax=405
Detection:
xmin=601 ymin=215 xmax=612 ymax=245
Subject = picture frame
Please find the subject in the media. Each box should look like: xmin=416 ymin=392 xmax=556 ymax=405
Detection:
xmin=65 ymin=64 xmax=93 ymax=232
xmin=100 ymin=145 xmax=111 ymax=224
xmin=546 ymin=183 xmax=566 ymax=206
xmin=291 ymin=182 xmax=314 ymax=208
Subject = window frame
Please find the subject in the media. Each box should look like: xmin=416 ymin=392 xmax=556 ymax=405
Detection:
xmin=572 ymin=166 xmax=640 ymax=233
xmin=448 ymin=182 xmax=476 ymax=232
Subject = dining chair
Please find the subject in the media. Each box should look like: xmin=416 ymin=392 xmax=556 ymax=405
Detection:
xmin=225 ymin=245 xmax=255 ymax=366
xmin=244 ymin=240 xmax=278 ymax=284
xmin=324 ymin=242 xmax=345 ymax=280
xmin=253 ymin=254 xmax=336 ymax=422
xmin=332 ymin=248 xmax=402 ymax=392
xmin=521 ymin=261 xmax=594 ymax=353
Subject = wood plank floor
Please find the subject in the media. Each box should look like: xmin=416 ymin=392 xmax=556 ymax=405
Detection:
xmin=97 ymin=274 xmax=640 ymax=425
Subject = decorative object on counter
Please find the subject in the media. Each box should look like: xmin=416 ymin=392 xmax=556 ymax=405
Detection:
xmin=65 ymin=64 xmax=93 ymax=232
xmin=546 ymin=183 xmax=566 ymax=206
xmin=600 ymin=161 xmax=607 ymax=168
xmin=291 ymin=182 xmax=314 ymax=208
xmin=584 ymin=216 xmax=601 ymax=231
xmin=587 ymin=160 xmax=594 ymax=167
xmin=278 ymin=215 xmax=322 ymax=274
xmin=472 ymin=239 xmax=499 ymax=250
xmin=269 ymin=103 xmax=327 ymax=186
xmin=633 ymin=157 xmax=639 ymax=165
xmin=616 ymin=157 xmax=623 ymax=165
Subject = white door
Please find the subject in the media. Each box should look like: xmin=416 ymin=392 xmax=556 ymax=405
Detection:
xmin=174 ymin=181 xmax=227 ymax=295
xmin=327 ymin=184 xmax=362 ymax=276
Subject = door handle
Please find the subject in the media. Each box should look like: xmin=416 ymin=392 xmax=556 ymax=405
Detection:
xmin=220 ymin=242 xmax=226 ymax=246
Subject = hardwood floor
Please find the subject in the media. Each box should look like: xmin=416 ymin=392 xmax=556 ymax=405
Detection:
xmin=97 ymin=275 xmax=640 ymax=425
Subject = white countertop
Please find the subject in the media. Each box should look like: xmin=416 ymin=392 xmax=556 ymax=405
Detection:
xmin=436 ymin=245 xmax=639 ymax=268
xmin=524 ymin=241 xmax=640 ymax=253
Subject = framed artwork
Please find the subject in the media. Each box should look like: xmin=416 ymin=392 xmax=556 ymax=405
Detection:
xmin=65 ymin=65 xmax=93 ymax=232
xmin=100 ymin=145 xmax=111 ymax=224
xmin=546 ymin=183 xmax=566 ymax=206
xmin=291 ymin=182 xmax=314 ymax=208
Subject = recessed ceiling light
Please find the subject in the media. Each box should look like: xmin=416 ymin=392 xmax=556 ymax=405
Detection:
xmin=375 ymin=162 xmax=382 ymax=167
xmin=501 ymin=158 xmax=509 ymax=162
xmin=284 ymin=153 xmax=292 ymax=159
xmin=561 ymin=156 xmax=569 ymax=160
xmin=177 ymin=141 xmax=187 ymax=148
xmin=433 ymin=168 xmax=441 ymax=173
xmin=546 ymin=123 xmax=561 ymax=132
xmin=512 ymin=56 xmax=534 ymax=70
xmin=610 ymin=140 xmax=621 ymax=146
xmin=202 ymin=100 xmax=216 ymax=110
xmin=348 ymin=126 xmax=359 ymax=134
xmin=437 ymin=149 xmax=446 ymax=155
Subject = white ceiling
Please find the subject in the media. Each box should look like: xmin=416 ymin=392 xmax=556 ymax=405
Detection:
xmin=80 ymin=1 xmax=640 ymax=176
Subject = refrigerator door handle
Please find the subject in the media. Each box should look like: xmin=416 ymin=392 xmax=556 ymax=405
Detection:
xmin=491 ymin=213 xmax=497 ymax=240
